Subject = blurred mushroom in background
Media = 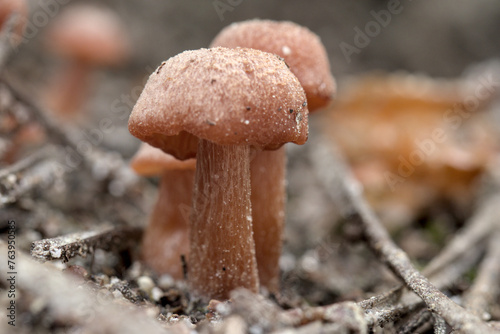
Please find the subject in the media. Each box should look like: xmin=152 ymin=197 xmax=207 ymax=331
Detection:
xmin=322 ymin=72 xmax=498 ymax=230
xmin=43 ymin=4 xmax=130 ymax=121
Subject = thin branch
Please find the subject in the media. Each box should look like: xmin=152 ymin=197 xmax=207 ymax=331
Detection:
xmin=0 ymin=78 xmax=77 ymax=146
xmin=0 ymin=79 xmax=138 ymax=192
xmin=355 ymin=192 xmax=498 ymax=326
xmin=433 ymin=314 xmax=447 ymax=334
xmin=0 ymin=13 xmax=19 ymax=68
xmin=357 ymin=286 xmax=403 ymax=310
xmin=0 ymin=241 xmax=170 ymax=333
xmin=309 ymin=133 xmax=497 ymax=333
xmin=397 ymin=309 xmax=432 ymax=334
xmin=0 ymin=146 xmax=62 ymax=206
xmin=0 ymin=145 xmax=55 ymax=178
xmin=427 ymin=242 xmax=484 ymax=291
xmin=30 ymin=226 xmax=143 ymax=262
xmin=463 ymin=229 xmax=500 ymax=320
xmin=423 ymin=195 xmax=500 ymax=278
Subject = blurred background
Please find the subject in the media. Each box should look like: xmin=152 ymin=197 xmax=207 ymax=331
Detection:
xmin=2 ymin=0 xmax=500 ymax=318
xmin=7 ymin=0 xmax=498 ymax=153
xmin=4 ymin=0 xmax=500 ymax=245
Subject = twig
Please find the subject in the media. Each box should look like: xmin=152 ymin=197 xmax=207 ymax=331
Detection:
xmin=397 ymin=309 xmax=432 ymax=334
xmin=433 ymin=314 xmax=447 ymax=334
xmin=0 ymin=145 xmax=55 ymax=178
xmin=427 ymin=242 xmax=484 ymax=291
xmin=30 ymin=226 xmax=143 ymax=262
xmin=309 ymin=133 xmax=497 ymax=333
xmin=357 ymin=286 xmax=403 ymax=310
xmin=423 ymin=195 xmax=500 ymax=278
xmin=355 ymin=192 xmax=498 ymax=326
xmin=463 ymin=229 xmax=500 ymax=320
xmin=0 ymin=13 xmax=19 ymax=68
xmin=0 ymin=146 xmax=62 ymax=206
xmin=0 ymin=78 xmax=79 ymax=145
xmin=0 ymin=241 xmax=169 ymax=333
xmin=0 ymin=79 xmax=138 ymax=194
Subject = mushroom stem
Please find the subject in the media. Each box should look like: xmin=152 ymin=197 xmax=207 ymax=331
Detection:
xmin=141 ymin=169 xmax=193 ymax=279
xmin=250 ymin=147 xmax=285 ymax=294
xmin=47 ymin=61 xmax=90 ymax=117
xmin=189 ymin=139 xmax=259 ymax=300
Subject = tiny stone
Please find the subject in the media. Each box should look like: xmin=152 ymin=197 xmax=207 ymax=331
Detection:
xmin=112 ymin=290 xmax=124 ymax=299
xmin=158 ymin=274 xmax=175 ymax=289
xmin=93 ymin=273 xmax=110 ymax=286
xmin=167 ymin=314 xmax=180 ymax=324
xmin=219 ymin=316 xmax=247 ymax=334
xmin=215 ymin=301 xmax=232 ymax=316
xmin=29 ymin=297 xmax=47 ymax=315
xmin=249 ymin=324 xmax=264 ymax=334
xmin=109 ymin=180 xmax=126 ymax=197
xmin=96 ymin=289 xmax=113 ymax=302
xmin=109 ymin=276 xmax=121 ymax=285
xmin=49 ymin=261 xmax=66 ymax=270
xmin=279 ymin=252 xmax=296 ymax=272
xmin=6 ymin=174 xmax=16 ymax=184
xmin=151 ymin=286 xmax=163 ymax=302
xmin=300 ymin=251 xmax=319 ymax=273
xmin=144 ymin=305 xmax=160 ymax=318
xmin=127 ymin=261 xmax=143 ymax=280
xmin=137 ymin=276 xmax=155 ymax=293
xmin=64 ymin=265 xmax=88 ymax=280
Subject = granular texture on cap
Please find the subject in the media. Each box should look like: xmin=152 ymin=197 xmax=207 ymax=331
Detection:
xmin=129 ymin=47 xmax=308 ymax=158
xmin=211 ymin=20 xmax=336 ymax=111
xmin=130 ymin=143 xmax=195 ymax=176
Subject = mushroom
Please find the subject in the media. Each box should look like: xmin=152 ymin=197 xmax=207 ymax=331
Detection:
xmin=44 ymin=5 xmax=129 ymax=118
xmin=128 ymin=47 xmax=308 ymax=300
xmin=211 ymin=20 xmax=335 ymax=293
xmin=130 ymin=143 xmax=195 ymax=279
xmin=211 ymin=19 xmax=335 ymax=111
xmin=0 ymin=0 xmax=27 ymax=47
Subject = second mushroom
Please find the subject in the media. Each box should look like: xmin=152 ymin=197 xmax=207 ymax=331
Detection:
xmin=211 ymin=19 xmax=336 ymax=293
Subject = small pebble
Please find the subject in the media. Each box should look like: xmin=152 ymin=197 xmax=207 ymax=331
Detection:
xmin=151 ymin=286 xmax=163 ymax=302
xmin=137 ymin=276 xmax=155 ymax=293
xmin=144 ymin=306 xmax=160 ymax=318
xmin=112 ymin=290 xmax=124 ymax=299
xmin=127 ymin=261 xmax=143 ymax=280
xmin=93 ymin=273 xmax=110 ymax=286
xmin=64 ymin=265 xmax=88 ymax=282
xmin=29 ymin=297 xmax=47 ymax=314
xmin=109 ymin=276 xmax=121 ymax=285
xmin=219 ymin=316 xmax=247 ymax=334
xmin=96 ymin=289 xmax=113 ymax=302
xmin=157 ymin=274 xmax=175 ymax=289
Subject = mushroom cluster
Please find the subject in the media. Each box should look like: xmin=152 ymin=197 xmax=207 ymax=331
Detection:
xmin=129 ymin=47 xmax=309 ymax=300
